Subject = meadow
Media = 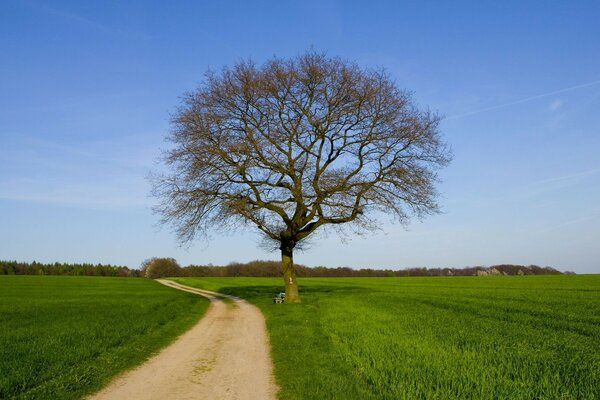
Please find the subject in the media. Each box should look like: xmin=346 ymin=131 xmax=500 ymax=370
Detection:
xmin=171 ymin=275 xmax=600 ymax=400
xmin=0 ymin=276 xmax=209 ymax=400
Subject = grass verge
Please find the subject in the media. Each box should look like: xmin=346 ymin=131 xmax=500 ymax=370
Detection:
xmin=170 ymin=275 xmax=600 ymax=400
xmin=0 ymin=276 xmax=209 ymax=400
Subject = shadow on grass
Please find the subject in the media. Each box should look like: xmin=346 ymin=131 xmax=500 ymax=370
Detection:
xmin=216 ymin=285 xmax=374 ymax=305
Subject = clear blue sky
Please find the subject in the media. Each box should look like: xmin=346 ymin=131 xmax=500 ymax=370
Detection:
xmin=1 ymin=1 xmax=599 ymax=273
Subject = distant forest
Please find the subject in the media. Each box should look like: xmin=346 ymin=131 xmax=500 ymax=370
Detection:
xmin=0 ymin=259 xmax=566 ymax=277
xmin=0 ymin=261 xmax=140 ymax=277
xmin=179 ymin=260 xmax=564 ymax=277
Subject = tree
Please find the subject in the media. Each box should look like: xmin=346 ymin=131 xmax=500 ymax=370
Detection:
xmin=152 ymin=52 xmax=451 ymax=302
xmin=142 ymin=257 xmax=182 ymax=279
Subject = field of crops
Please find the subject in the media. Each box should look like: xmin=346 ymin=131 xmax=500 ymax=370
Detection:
xmin=0 ymin=276 xmax=209 ymax=400
xmin=171 ymin=275 xmax=600 ymax=400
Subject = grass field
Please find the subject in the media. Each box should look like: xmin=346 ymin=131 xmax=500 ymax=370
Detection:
xmin=171 ymin=275 xmax=600 ymax=400
xmin=0 ymin=276 xmax=209 ymax=400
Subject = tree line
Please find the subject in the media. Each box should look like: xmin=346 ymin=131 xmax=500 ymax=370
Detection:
xmin=1 ymin=259 xmax=565 ymax=278
xmin=183 ymin=261 xmax=564 ymax=277
xmin=0 ymin=260 xmax=141 ymax=277
xmin=141 ymin=258 xmax=565 ymax=278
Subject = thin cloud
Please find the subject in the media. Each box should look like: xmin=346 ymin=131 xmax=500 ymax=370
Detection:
xmin=19 ymin=135 xmax=157 ymax=171
xmin=471 ymin=168 xmax=600 ymax=207
xmin=549 ymin=99 xmax=562 ymax=112
xmin=536 ymin=210 xmax=600 ymax=234
xmin=24 ymin=0 xmax=149 ymax=39
xmin=513 ymin=168 xmax=600 ymax=202
xmin=532 ymin=168 xmax=600 ymax=186
xmin=447 ymin=79 xmax=600 ymax=120
xmin=0 ymin=178 xmax=151 ymax=209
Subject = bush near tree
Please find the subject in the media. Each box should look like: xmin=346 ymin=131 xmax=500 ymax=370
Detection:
xmin=141 ymin=257 xmax=182 ymax=279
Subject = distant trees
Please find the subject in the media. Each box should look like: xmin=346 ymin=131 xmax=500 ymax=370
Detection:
xmin=0 ymin=259 xmax=564 ymax=278
xmin=168 ymin=261 xmax=564 ymax=278
xmin=141 ymin=257 xmax=182 ymax=279
xmin=0 ymin=261 xmax=139 ymax=277
xmin=393 ymin=264 xmax=563 ymax=277
xmin=152 ymin=51 xmax=451 ymax=302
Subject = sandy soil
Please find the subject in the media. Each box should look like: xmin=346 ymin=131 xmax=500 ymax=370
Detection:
xmin=88 ymin=279 xmax=279 ymax=400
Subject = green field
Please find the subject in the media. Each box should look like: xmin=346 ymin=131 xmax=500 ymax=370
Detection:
xmin=0 ymin=276 xmax=209 ymax=400
xmin=171 ymin=275 xmax=600 ymax=400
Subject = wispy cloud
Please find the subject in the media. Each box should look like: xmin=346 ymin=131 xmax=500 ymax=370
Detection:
xmin=467 ymin=168 xmax=600 ymax=208
xmin=549 ymin=99 xmax=562 ymax=112
xmin=507 ymin=168 xmax=600 ymax=203
xmin=22 ymin=136 xmax=156 ymax=171
xmin=531 ymin=168 xmax=600 ymax=187
xmin=540 ymin=216 xmax=600 ymax=234
xmin=535 ymin=208 xmax=600 ymax=234
xmin=0 ymin=177 xmax=151 ymax=209
xmin=4 ymin=91 xmax=145 ymax=116
xmin=24 ymin=0 xmax=149 ymax=39
xmin=446 ymin=79 xmax=600 ymax=120
xmin=0 ymin=134 xmax=160 ymax=209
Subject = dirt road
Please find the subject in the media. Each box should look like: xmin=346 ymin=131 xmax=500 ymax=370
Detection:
xmin=88 ymin=279 xmax=279 ymax=400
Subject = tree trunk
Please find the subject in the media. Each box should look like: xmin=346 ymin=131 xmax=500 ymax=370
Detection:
xmin=281 ymin=246 xmax=301 ymax=303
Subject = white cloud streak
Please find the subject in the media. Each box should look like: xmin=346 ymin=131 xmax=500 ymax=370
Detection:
xmin=23 ymin=0 xmax=149 ymax=39
xmin=0 ymin=177 xmax=151 ymax=209
xmin=531 ymin=168 xmax=600 ymax=186
xmin=446 ymin=79 xmax=600 ymax=120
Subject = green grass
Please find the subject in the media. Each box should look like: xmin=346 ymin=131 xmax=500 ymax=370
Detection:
xmin=170 ymin=275 xmax=600 ymax=400
xmin=0 ymin=276 xmax=209 ymax=400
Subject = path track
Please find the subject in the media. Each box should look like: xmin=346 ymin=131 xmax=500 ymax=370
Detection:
xmin=88 ymin=279 xmax=278 ymax=400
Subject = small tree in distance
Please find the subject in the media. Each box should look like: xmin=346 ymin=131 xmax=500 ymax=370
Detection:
xmin=152 ymin=51 xmax=451 ymax=302
xmin=142 ymin=257 xmax=181 ymax=279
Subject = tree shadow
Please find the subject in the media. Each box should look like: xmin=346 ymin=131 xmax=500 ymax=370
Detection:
xmin=217 ymin=284 xmax=375 ymax=304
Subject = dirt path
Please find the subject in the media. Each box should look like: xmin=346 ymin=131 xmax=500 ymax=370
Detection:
xmin=88 ymin=279 xmax=279 ymax=400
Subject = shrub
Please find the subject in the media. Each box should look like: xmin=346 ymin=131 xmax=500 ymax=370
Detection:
xmin=142 ymin=258 xmax=182 ymax=279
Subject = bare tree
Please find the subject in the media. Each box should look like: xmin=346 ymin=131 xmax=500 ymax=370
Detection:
xmin=152 ymin=52 xmax=451 ymax=302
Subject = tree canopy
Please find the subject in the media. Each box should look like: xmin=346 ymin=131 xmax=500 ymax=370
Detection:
xmin=152 ymin=52 xmax=451 ymax=302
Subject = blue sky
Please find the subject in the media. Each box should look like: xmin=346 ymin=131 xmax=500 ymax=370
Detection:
xmin=1 ymin=1 xmax=599 ymax=272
